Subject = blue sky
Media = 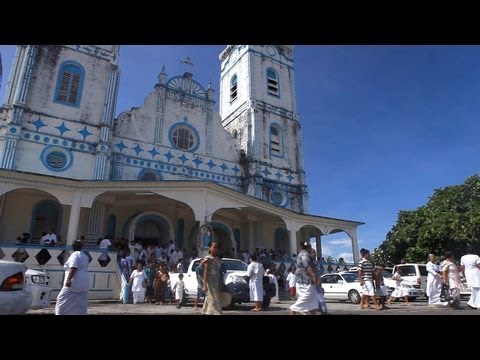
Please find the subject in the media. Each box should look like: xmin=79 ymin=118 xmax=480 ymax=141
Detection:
xmin=1 ymin=45 xmax=480 ymax=263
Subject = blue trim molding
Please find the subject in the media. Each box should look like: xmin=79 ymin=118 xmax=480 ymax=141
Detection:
xmin=53 ymin=61 xmax=85 ymax=108
xmin=40 ymin=145 xmax=74 ymax=172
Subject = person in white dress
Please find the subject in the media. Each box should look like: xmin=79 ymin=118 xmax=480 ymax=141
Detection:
xmin=173 ymin=273 xmax=185 ymax=309
xmin=441 ymin=251 xmax=464 ymax=309
xmin=55 ymin=240 xmax=89 ymax=315
xmin=387 ymin=269 xmax=410 ymax=305
xmin=426 ymin=254 xmax=446 ymax=307
xmin=266 ymin=269 xmax=279 ymax=303
xmin=460 ymin=249 xmax=480 ymax=310
xmin=247 ymin=254 xmax=265 ymax=311
xmin=129 ymin=262 xmax=147 ymax=304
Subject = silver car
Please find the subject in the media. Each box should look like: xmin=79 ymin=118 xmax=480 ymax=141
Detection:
xmin=0 ymin=260 xmax=32 ymax=314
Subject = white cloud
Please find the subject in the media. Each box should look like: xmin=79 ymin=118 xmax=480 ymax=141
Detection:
xmin=327 ymin=238 xmax=351 ymax=247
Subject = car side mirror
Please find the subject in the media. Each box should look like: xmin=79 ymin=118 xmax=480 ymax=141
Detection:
xmin=337 ymin=280 xmax=344 ymax=285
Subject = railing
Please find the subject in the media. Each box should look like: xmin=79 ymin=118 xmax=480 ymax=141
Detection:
xmin=0 ymin=243 xmax=120 ymax=300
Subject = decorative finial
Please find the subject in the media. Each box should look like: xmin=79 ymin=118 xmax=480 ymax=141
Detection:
xmin=158 ymin=65 xmax=167 ymax=85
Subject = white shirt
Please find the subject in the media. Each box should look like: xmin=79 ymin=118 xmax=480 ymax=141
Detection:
xmin=99 ymin=238 xmax=112 ymax=249
xmin=247 ymin=261 xmax=264 ymax=283
xmin=64 ymin=251 xmax=89 ymax=292
xmin=286 ymin=272 xmax=296 ymax=287
xmin=130 ymin=270 xmax=146 ymax=291
xmin=461 ymin=254 xmax=480 ymax=288
xmin=47 ymin=233 xmax=57 ymax=245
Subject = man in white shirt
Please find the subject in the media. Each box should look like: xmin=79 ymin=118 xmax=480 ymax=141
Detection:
xmin=46 ymin=229 xmax=57 ymax=245
xmin=460 ymin=249 xmax=480 ymax=310
xmin=99 ymin=236 xmax=112 ymax=249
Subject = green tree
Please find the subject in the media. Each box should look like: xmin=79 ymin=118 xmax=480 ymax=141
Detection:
xmin=373 ymin=174 xmax=480 ymax=265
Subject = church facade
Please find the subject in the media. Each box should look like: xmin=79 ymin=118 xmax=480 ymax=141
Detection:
xmin=0 ymin=45 xmax=362 ymax=297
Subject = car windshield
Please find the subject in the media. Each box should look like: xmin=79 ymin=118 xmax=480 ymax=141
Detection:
xmin=342 ymin=273 xmax=358 ymax=283
xmin=223 ymin=259 xmax=248 ymax=271
xmin=382 ymin=271 xmax=392 ymax=278
xmin=418 ymin=265 xmax=428 ymax=277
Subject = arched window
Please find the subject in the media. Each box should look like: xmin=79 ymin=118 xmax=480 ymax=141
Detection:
xmin=230 ymin=74 xmax=238 ymax=101
xmin=266 ymin=68 xmax=279 ymax=97
xmin=30 ymin=200 xmax=62 ymax=243
xmin=274 ymin=227 xmax=288 ymax=254
xmin=270 ymin=124 xmax=283 ymax=157
xmin=140 ymin=172 xmax=158 ymax=181
xmin=54 ymin=61 xmax=85 ymax=107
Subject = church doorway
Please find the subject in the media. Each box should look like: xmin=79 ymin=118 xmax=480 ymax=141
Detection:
xmin=126 ymin=212 xmax=173 ymax=248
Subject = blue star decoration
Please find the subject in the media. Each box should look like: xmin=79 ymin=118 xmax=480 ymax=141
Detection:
xmin=164 ymin=150 xmax=174 ymax=162
xmin=148 ymin=147 xmax=159 ymax=158
xmin=206 ymin=159 xmax=216 ymax=170
xmin=132 ymin=144 xmax=144 ymax=156
xmin=115 ymin=141 xmax=127 ymax=152
xmin=275 ymin=171 xmax=282 ymax=180
xmin=192 ymin=156 xmax=203 ymax=168
xmin=78 ymin=126 xmax=93 ymax=140
xmin=55 ymin=122 xmax=70 ymax=136
xmin=178 ymin=153 xmax=189 ymax=164
xmin=231 ymin=165 xmax=240 ymax=175
xmin=220 ymin=162 xmax=228 ymax=173
xmin=262 ymin=167 xmax=271 ymax=178
xmin=287 ymin=174 xmax=295 ymax=182
xmin=32 ymin=118 xmax=47 ymax=132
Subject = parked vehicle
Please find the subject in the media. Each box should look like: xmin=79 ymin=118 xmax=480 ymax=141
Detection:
xmin=321 ymin=272 xmax=364 ymax=304
xmin=392 ymin=264 xmax=428 ymax=295
xmin=170 ymin=258 xmax=275 ymax=309
xmin=0 ymin=260 xmax=32 ymax=315
xmin=25 ymin=268 xmax=51 ymax=309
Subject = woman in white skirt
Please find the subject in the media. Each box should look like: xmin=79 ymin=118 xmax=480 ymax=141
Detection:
xmin=426 ymin=254 xmax=445 ymax=307
xmin=387 ymin=269 xmax=410 ymax=305
xmin=289 ymin=242 xmax=319 ymax=315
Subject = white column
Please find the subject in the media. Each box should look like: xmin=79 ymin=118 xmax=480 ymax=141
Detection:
xmin=66 ymin=192 xmax=82 ymax=245
xmin=350 ymin=230 xmax=360 ymax=264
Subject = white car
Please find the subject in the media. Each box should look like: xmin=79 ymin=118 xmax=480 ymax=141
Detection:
xmin=321 ymin=272 xmax=364 ymax=304
xmin=0 ymin=260 xmax=32 ymax=314
xmin=25 ymin=268 xmax=51 ymax=309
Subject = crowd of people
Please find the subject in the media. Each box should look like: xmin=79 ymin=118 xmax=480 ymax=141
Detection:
xmin=357 ymin=247 xmax=480 ymax=312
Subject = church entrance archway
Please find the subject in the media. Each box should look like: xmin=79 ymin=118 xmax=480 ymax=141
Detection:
xmin=126 ymin=212 xmax=173 ymax=247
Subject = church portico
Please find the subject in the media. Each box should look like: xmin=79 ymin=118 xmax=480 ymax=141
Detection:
xmin=0 ymin=45 xmax=364 ymax=301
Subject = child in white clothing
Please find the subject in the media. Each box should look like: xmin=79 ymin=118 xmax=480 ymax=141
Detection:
xmin=173 ymin=273 xmax=185 ymax=309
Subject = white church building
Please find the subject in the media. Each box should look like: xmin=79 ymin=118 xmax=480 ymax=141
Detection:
xmin=0 ymin=45 xmax=362 ymax=299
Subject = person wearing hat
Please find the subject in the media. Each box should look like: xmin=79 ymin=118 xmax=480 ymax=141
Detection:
xmin=289 ymin=241 xmax=319 ymax=315
xmin=55 ymin=240 xmax=90 ymax=315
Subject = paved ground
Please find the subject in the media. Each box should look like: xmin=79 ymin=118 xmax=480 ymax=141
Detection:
xmin=27 ymin=296 xmax=480 ymax=315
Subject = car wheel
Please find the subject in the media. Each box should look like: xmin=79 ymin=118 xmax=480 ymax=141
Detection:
xmin=348 ymin=290 xmax=361 ymax=304
xmin=406 ymin=296 xmax=416 ymax=302
xmin=261 ymin=296 xmax=271 ymax=309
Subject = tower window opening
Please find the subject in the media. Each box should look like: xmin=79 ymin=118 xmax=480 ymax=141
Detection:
xmin=230 ymin=74 xmax=238 ymax=102
xmin=266 ymin=68 xmax=279 ymax=97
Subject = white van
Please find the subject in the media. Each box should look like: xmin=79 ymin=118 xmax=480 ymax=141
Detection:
xmin=392 ymin=263 xmax=428 ymax=294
